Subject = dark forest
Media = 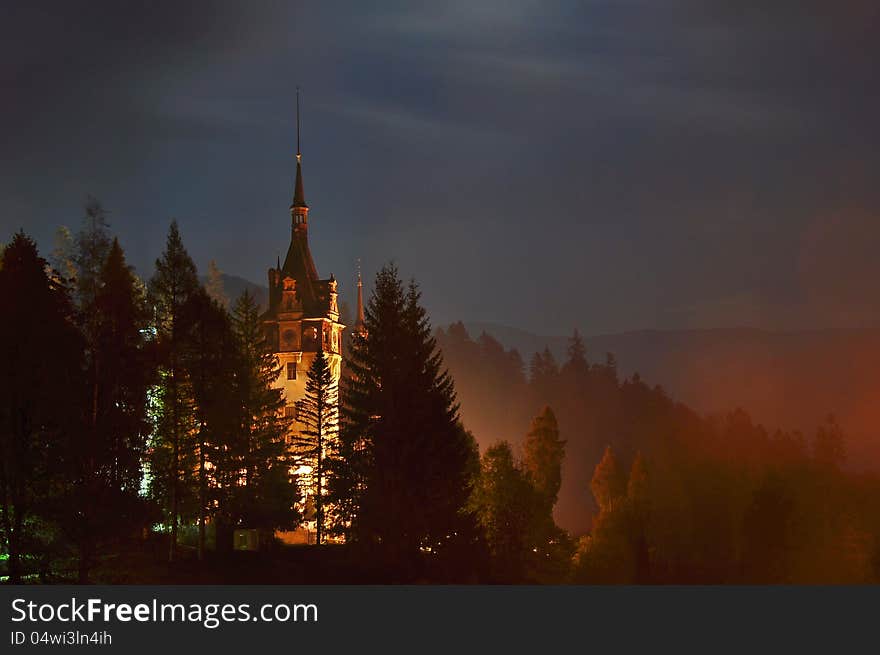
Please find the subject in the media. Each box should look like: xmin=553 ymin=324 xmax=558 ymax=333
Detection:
xmin=2 ymin=202 xmax=880 ymax=585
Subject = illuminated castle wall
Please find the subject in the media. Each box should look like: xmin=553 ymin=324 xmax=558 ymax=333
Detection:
xmin=261 ymin=147 xmax=344 ymax=455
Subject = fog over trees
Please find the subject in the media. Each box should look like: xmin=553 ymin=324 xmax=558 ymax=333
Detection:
xmin=3 ymin=201 xmax=880 ymax=584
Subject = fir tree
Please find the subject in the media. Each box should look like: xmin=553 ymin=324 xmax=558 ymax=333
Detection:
xmin=67 ymin=238 xmax=152 ymax=581
xmin=230 ymin=290 xmax=297 ymax=544
xmin=523 ymin=406 xmax=566 ymax=509
xmin=94 ymin=240 xmax=152 ymax=493
xmin=330 ymin=265 xmax=476 ymax=577
xmin=469 ymin=442 xmax=542 ymax=582
xmin=49 ymin=225 xmax=76 ymax=284
xmin=591 ymin=445 xmax=626 ymax=512
xmin=205 ymin=259 xmax=228 ymax=309
xmin=294 ymin=349 xmax=339 ymax=545
xmin=529 ymin=347 xmax=559 ymax=394
xmin=566 ymin=328 xmax=588 ymax=370
xmin=179 ymin=287 xmax=239 ymax=559
xmin=0 ymin=233 xmax=83 ymax=583
xmin=147 ymin=220 xmax=200 ymax=562
xmin=604 ymin=351 xmax=618 ymax=381
xmin=73 ymin=196 xmax=112 ymax=311
xmin=814 ymin=414 xmax=846 ymax=472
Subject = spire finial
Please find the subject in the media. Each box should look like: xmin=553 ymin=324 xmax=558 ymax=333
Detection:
xmin=296 ymin=86 xmax=302 ymax=164
xmin=355 ymin=258 xmax=366 ymax=334
xmin=291 ymin=88 xmax=307 ymax=210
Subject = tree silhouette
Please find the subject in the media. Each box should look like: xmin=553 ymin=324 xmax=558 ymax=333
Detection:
xmin=0 ymin=233 xmax=82 ymax=583
xmin=205 ymin=259 xmax=228 ymax=309
xmin=179 ymin=287 xmax=239 ymax=559
xmin=591 ymin=445 xmax=626 ymax=512
xmin=294 ymin=348 xmax=339 ymax=545
xmin=147 ymin=220 xmax=200 ymax=562
xmin=814 ymin=415 xmax=846 ymax=472
xmin=523 ymin=406 xmax=565 ymax=509
xmin=66 ymin=237 xmax=153 ymax=581
xmin=229 ymin=290 xmax=297 ymax=544
xmin=469 ymin=442 xmax=541 ymax=582
xmin=331 ymin=265 xmax=475 ymax=578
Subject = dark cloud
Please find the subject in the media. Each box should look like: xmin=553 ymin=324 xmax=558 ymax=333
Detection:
xmin=2 ymin=1 xmax=878 ymax=333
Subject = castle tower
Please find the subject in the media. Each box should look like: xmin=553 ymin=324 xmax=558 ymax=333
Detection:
xmin=262 ymin=93 xmax=344 ymax=447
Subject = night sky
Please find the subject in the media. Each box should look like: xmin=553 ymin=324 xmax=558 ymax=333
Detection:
xmin=3 ymin=1 xmax=879 ymax=335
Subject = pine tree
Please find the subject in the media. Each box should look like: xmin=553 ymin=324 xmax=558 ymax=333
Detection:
xmin=230 ymin=290 xmax=297 ymax=545
xmin=179 ymin=287 xmax=239 ymax=559
xmin=591 ymin=445 xmax=626 ymax=512
xmin=469 ymin=442 xmax=542 ymax=582
xmin=627 ymin=451 xmax=649 ymax=506
xmin=529 ymin=347 xmax=559 ymax=394
xmin=520 ymin=407 xmax=573 ymax=582
xmin=294 ymin=349 xmax=339 ymax=545
xmin=330 ymin=265 xmax=476 ymax=576
xmin=523 ymin=406 xmax=566 ymax=509
xmin=205 ymin=259 xmax=228 ymax=309
xmin=627 ymin=451 xmax=651 ymax=582
xmin=147 ymin=220 xmax=200 ymax=562
xmin=814 ymin=414 xmax=846 ymax=472
xmin=67 ymin=238 xmax=152 ymax=581
xmin=73 ymin=196 xmax=113 ymax=312
xmin=94 ymin=240 xmax=152 ymax=492
xmin=604 ymin=351 xmax=618 ymax=381
xmin=58 ymin=198 xmax=117 ymax=581
xmin=566 ymin=329 xmax=588 ymax=370
xmin=49 ymin=225 xmax=77 ymax=284
xmin=0 ymin=233 xmax=83 ymax=583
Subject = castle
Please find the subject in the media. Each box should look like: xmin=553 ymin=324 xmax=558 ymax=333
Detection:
xmin=261 ymin=143 xmax=344 ymax=419
xmin=260 ymin=106 xmax=365 ymax=544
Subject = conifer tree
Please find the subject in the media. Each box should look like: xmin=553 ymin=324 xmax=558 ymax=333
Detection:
xmin=205 ymin=259 xmax=228 ymax=309
xmin=0 ymin=233 xmax=83 ymax=583
xmin=229 ymin=290 xmax=297 ymax=545
xmin=73 ymin=197 xmax=112 ymax=311
xmin=591 ymin=445 xmax=627 ymax=512
xmin=523 ymin=406 xmax=565 ymax=510
xmin=330 ymin=265 xmax=476 ymax=575
xmin=66 ymin=238 xmax=152 ymax=581
xmin=604 ymin=351 xmax=618 ymax=381
xmin=529 ymin=347 xmax=559 ymax=396
xmin=148 ymin=220 xmax=200 ymax=562
xmin=814 ymin=414 xmax=846 ymax=472
xmin=566 ymin=329 xmax=588 ymax=371
xmin=294 ymin=349 xmax=339 ymax=545
xmin=49 ymin=225 xmax=76 ymax=284
xmin=627 ymin=451 xmax=650 ymax=507
xmin=179 ymin=287 xmax=239 ymax=559
xmin=469 ymin=442 xmax=542 ymax=582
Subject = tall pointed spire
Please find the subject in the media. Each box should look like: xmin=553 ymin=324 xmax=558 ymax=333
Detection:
xmin=354 ymin=260 xmax=366 ymax=336
xmin=282 ymin=86 xmax=318 ymax=285
xmin=292 ymin=87 xmax=307 ymax=210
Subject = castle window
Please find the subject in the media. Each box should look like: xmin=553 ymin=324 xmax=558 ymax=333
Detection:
xmin=287 ymin=362 xmax=297 ymax=380
xmin=284 ymin=405 xmax=297 ymax=419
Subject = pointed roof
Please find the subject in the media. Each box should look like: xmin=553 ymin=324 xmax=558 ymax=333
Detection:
xmin=292 ymin=158 xmax=307 ymax=209
xmin=282 ymin=227 xmax=318 ymax=282
xmin=292 ymin=87 xmax=307 ymax=209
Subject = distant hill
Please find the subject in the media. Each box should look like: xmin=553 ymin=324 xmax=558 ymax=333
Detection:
xmin=199 ymin=273 xmax=268 ymax=310
xmin=461 ymin=321 xmax=880 ymax=472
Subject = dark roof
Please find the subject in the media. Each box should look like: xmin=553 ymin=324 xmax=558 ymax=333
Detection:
xmin=292 ymin=159 xmax=307 ymax=208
